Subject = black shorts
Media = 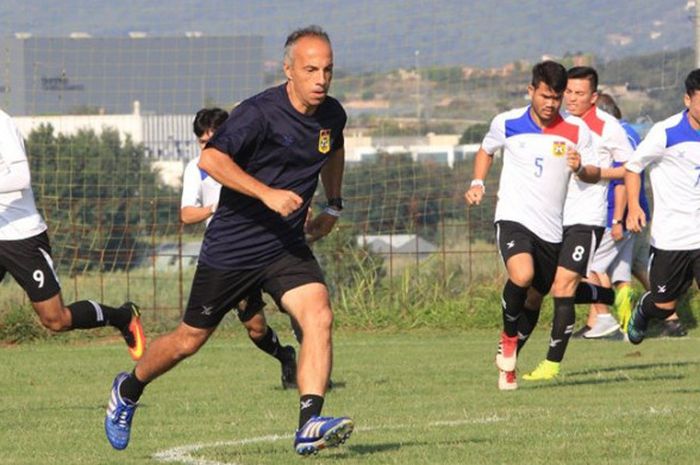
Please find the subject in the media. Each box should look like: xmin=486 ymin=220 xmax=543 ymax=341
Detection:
xmin=648 ymin=247 xmax=700 ymax=303
xmin=558 ymin=224 xmax=604 ymax=276
xmin=0 ymin=231 xmax=61 ymax=302
xmin=495 ymin=221 xmax=561 ymax=295
xmin=184 ymin=246 xmax=326 ymax=328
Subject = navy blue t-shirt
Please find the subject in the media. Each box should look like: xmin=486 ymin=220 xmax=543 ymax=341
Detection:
xmin=200 ymin=84 xmax=346 ymax=270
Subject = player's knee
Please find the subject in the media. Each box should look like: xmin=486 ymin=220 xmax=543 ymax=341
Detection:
xmin=551 ymin=277 xmax=577 ymax=297
xmin=301 ymin=304 xmax=333 ymax=334
xmin=508 ymin=271 xmax=533 ymax=288
xmin=38 ymin=312 xmax=70 ymax=332
xmin=246 ymin=323 xmax=267 ymax=341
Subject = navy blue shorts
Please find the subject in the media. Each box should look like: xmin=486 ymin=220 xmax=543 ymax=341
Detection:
xmin=184 ymin=246 xmax=325 ymax=328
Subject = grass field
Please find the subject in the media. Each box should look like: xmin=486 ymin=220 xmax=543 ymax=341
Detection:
xmin=1 ymin=325 xmax=699 ymax=465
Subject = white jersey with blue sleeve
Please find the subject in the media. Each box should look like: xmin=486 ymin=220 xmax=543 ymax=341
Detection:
xmin=625 ymin=110 xmax=700 ymax=250
xmin=0 ymin=110 xmax=47 ymax=240
xmin=482 ymin=106 xmax=595 ymax=243
xmin=181 ymin=156 xmax=222 ymax=226
xmin=563 ymin=107 xmax=633 ymax=227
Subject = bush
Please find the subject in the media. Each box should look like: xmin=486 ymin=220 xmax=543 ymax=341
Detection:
xmin=0 ymin=305 xmax=47 ymax=344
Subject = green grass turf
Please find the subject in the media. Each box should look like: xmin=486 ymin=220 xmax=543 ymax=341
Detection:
xmin=1 ymin=328 xmax=699 ymax=465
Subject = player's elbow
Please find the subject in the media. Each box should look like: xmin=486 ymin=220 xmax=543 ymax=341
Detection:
xmin=198 ymin=151 xmax=215 ymax=174
xmin=579 ymin=166 xmax=601 ymax=184
xmin=180 ymin=208 xmax=197 ymax=224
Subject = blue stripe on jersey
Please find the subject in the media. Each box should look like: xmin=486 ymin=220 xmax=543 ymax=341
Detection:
xmin=665 ymin=110 xmax=700 ymax=148
xmin=620 ymin=120 xmax=641 ymax=148
xmin=505 ymin=107 xmax=541 ymax=138
xmin=606 ymin=121 xmax=649 ymax=225
xmin=198 ymin=168 xmax=209 ymax=181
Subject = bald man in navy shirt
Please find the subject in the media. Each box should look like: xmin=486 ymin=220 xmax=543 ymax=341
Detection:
xmin=105 ymin=25 xmax=353 ymax=456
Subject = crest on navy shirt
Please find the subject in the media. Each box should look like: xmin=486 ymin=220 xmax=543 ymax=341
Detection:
xmin=552 ymin=141 xmax=566 ymax=157
xmin=318 ymin=129 xmax=331 ymax=154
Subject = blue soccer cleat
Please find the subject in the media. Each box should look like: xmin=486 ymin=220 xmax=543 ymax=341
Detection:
xmin=294 ymin=416 xmax=354 ymax=456
xmin=627 ymin=299 xmax=649 ymax=345
xmin=104 ymin=372 xmax=139 ymax=450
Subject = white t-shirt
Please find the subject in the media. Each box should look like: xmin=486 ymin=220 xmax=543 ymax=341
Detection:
xmin=563 ymin=107 xmax=632 ymax=227
xmin=181 ymin=156 xmax=222 ymax=226
xmin=626 ymin=110 xmax=700 ymax=250
xmin=482 ymin=106 xmax=595 ymax=243
xmin=0 ymin=110 xmax=47 ymax=240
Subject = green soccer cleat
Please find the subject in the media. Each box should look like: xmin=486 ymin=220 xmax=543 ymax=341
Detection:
xmin=614 ymin=285 xmax=634 ymax=333
xmin=523 ymin=359 xmax=560 ymax=381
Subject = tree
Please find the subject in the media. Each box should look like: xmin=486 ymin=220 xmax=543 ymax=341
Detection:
xmin=26 ymin=124 xmax=177 ymax=273
xmin=459 ymin=123 xmax=489 ymax=144
xmin=340 ymin=152 xmax=466 ymax=242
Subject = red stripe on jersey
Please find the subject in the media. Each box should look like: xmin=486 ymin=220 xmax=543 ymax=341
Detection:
xmin=543 ymin=114 xmax=580 ymax=144
xmin=582 ymin=107 xmax=605 ymax=136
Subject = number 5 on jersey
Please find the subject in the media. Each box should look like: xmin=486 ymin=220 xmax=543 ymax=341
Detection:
xmin=534 ymin=157 xmax=544 ymax=177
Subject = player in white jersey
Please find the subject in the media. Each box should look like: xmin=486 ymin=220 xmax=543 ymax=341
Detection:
xmin=465 ymin=61 xmax=600 ymax=390
xmin=523 ymin=67 xmax=633 ymax=381
xmin=0 ymin=109 xmax=145 ymax=360
xmin=625 ymin=69 xmax=700 ymax=345
xmin=180 ymin=108 xmax=227 ymax=226
xmin=180 ymin=108 xmax=298 ymax=389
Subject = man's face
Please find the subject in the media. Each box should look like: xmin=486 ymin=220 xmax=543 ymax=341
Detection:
xmin=197 ymin=129 xmax=214 ymax=149
xmin=565 ymin=78 xmax=597 ymax=117
xmin=528 ymin=82 xmax=563 ymax=124
xmin=684 ymin=90 xmax=700 ymax=129
xmin=284 ymin=36 xmax=333 ymax=113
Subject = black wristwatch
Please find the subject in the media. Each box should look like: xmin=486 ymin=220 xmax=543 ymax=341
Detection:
xmin=327 ymin=197 xmax=344 ymax=210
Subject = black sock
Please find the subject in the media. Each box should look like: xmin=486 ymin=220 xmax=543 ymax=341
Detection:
xmin=251 ymin=326 xmax=285 ymax=360
xmin=119 ymin=370 xmax=148 ymax=403
xmin=546 ymin=297 xmax=576 ymax=363
xmin=291 ymin=318 xmax=303 ymax=344
xmin=574 ymin=283 xmax=614 ymax=305
xmin=640 ymin=293 xmax=673 ymax=320
xmin=298 ymin=395 xmax=324 ymax=429
xmin=502 ymin=280 xmax=528 ymax=337
xmin=517 ymin=307 xmax=540 ymax=354
xmin=68 ymin=300 xmax=126 ymax=329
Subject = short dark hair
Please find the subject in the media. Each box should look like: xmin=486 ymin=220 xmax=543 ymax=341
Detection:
xmin=193 ymin=108 xmax=228 ymax=137
xmin=567 ymin=66 xmax=599 ymax=92
xmin=596 ymin=93 xmax=622 ymax=119
xmin=531 ymin=61 xmax=567 ymax=94
xmin=685 ymin=69 xmax=700 ymax=96
xmin=284 ymin=25 xmax=331 ymax=64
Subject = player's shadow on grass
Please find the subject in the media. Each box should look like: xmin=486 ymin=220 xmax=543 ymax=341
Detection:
xmin=272 ymin=380 xmax=347 ymax=391
xmin=522 ymin=361 xmax=699 ymax=389
xmin=566 ymin=360 xmax=700 ymax=376
xmin=524 ymin=372 xmax=685 ymax=389
xmin=327 ymin=438 xmax=491 ymax=459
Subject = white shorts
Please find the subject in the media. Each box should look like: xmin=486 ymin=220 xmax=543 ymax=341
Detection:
xmin=589 ymin=229 xmax=635 ymax=283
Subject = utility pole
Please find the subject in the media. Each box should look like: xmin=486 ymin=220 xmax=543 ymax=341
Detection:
xmin=414 ymin=49 xmax=421 ymax=135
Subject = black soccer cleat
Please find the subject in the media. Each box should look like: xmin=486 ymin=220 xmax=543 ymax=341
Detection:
xmin=280 ymin=345 xmax=298 ymax=390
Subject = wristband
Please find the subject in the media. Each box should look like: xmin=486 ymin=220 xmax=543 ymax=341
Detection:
xmin=612 ymin=219 xmax=622 ymax=225
xmin=323 ymin=206 xmax=342 ymax=218
xmin=470 ymin=179 xmax=485 ymax=192
xmin=576 ymin=164 xmax=584 ymax=175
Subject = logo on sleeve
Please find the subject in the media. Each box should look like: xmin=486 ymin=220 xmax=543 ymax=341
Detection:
xmin=318 ymin=129 xmax=331 ymax=154
xmin=552 ymin=141 xmax=566 ymax=157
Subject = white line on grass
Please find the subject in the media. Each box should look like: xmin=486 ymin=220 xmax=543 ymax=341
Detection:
xmin=152 ymin=415 xmax=504 ymax=465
